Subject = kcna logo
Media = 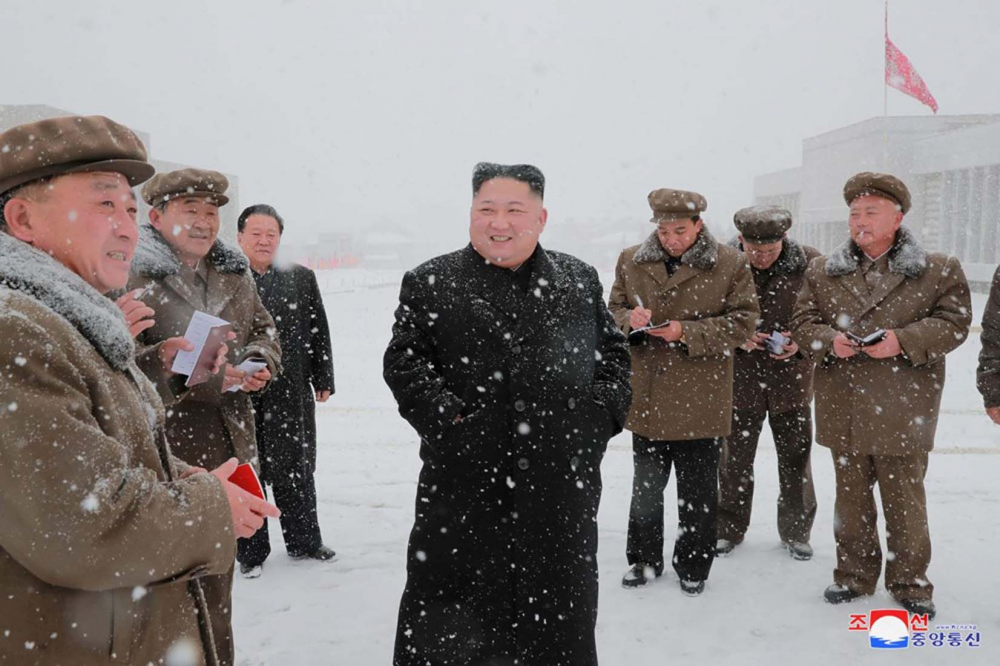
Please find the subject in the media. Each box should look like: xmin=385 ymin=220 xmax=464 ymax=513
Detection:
xmin=848 ymin=610 xmax=981 ymax=649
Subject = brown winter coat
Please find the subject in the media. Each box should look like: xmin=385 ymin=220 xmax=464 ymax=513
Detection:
xmin=0 ymin=233 xmax=235 ymax=665
xmin=790 ymin=227 xmax=971 ymax=455
xmin=127 ymin=225 xmax=282 ymax=470
xmin=609 ymin=228 xmax=759 ymax=440
xmin=730 ymin=236 xmax=821 ymax=415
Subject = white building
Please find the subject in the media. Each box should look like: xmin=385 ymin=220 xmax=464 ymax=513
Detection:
xmin=754 ymin=114 xmax=1000 ymax=287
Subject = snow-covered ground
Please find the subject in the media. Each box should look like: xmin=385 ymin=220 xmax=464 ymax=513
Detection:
xmin=233 ymin=268 xmax=1000 ymax=665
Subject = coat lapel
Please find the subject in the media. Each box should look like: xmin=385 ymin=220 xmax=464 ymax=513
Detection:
xmin=639 ymin=260 xmax=670 ymax=289
xmin=513 ymin=247 xmax=569 ymax=344
xmin=663 ymin=264 xmax=701 ymax=294
xmin=206 ymin=268 xmax=239 ymax=317
xmin=838 ymin=271 xmax=872 ymax=307
xmin=163 ymin=273 xmax=205 ymax=312
xmin=463 ymin=247 xmax=520 ymax=326
xmin=858 ymin=272 xmax=907 ymax=318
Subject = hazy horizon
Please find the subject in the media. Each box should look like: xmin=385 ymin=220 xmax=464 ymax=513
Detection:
xmin=7 ymin=0 xmax=1000 ymax=255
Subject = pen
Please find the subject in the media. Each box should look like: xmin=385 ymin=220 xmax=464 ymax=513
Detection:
xmin=635 ymin=295 xmax=645 ymax=309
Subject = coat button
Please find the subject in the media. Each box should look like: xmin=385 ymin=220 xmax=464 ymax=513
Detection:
xmin=517 ymin=457 xmax=530 ymax=470
xmin=512 ymin=344 xmax=522 ymax=354
xmin=567 ymin=398 xmax=577 ymax=410
xmin=514 ymin=399 xmax=527 ymax=412
xmin=563 ymin=340 xmax=573 ymax=351
xmin=570 ymin=456 xmax=580 ymax=470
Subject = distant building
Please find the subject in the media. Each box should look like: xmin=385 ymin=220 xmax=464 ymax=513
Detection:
xmin=755 ymin=114 xmax=1000 ymax=286
xmin=0 ymin=104 xmax=241 ymax=242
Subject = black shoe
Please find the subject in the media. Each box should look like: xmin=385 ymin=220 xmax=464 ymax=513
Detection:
xmin=715 ymin=539 xmax=737 ymax=556
xmin=823 ymin=583 xmax=865 ymax=604
xmin=680 ymin=579 xmax=706 ymax=596
xmin=621 ymin=563 xmax=661 ymax=588
xmin=290 ymin=545 xmax=337 ymax=562
xmin=239 ymin=562 xmax=263 ymax=579
xmin=782 ymin=541 xmax=814 ymax=561
xmin=900 ymin=598 xmax=936 ymax=621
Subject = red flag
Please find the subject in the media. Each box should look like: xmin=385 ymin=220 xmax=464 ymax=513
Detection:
xmin=885 ymin=34 xmax=938 ymax=113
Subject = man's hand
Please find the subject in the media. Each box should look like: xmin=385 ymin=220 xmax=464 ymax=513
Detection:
xmin=741 ymin=331 xmax=769 ymax=352
xmin=241 ymin=367 xmax=272 ymax=393
xmin=159 ymin=337 xmax=196 ymax=374
xmin=862 ymin=330 xmax=903 ymax=359
xmin=629 ymin=307 xmax=653 ymax=330
xmin=832 ymin=333 xmax=858 ymax=359
xmin=770 ymin=331 xmax=799 ymax=360
xmin=212 ymin=332 xmax=237 ymax=374
xmin=647 ymin=320 xmax=684 ymax=343
xmin=986 ymin=405 xmax=1000 ymax=426
xmin=210 ymin=458 xmax=281 ymax=539
xmin=161 ymin=332 xmax=234 ymax=377
xmin=178 ymin=465 xmax=207 ymax=479
xmin=115 ymin=289 xmax=156 ymax=338
xmin=316 ymin=390 xmax=332 ymax=403
xmin=222 ymin=365 xmax=247 ymax=392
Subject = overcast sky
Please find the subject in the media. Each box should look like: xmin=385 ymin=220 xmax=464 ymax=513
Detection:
xmin=6 ymin=0 xmax=1000 ymax=250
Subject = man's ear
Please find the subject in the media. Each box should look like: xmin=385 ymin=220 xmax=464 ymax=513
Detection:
xmin=538 ymin=207 xmax=548 ymax=232
xmin=148 ymin=205 xmax=162 ymax=230
xmin=3 ymin=197 xmax=37 ymax=244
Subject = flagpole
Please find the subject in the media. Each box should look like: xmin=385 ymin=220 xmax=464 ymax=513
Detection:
xmin=883 ymin=0 xmax=889 ymax=169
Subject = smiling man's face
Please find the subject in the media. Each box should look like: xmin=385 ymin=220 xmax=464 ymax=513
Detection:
xmin=149 ymin=196 xmax=221 ymax=266
xmin=3 ymin=171 xmax=139 ymax=293
xmin=469 ymin=177 xmax=547 ymax=269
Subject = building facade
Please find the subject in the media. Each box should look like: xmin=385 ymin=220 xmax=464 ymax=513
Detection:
xmin=755 ymin=114 xmax=1000 ymax=286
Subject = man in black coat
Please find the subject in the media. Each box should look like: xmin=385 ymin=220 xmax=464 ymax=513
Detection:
xmin=236 ymin=204 xmax=336 ymax=577
xmin=384 ymin=163 xmax=632 ymax=666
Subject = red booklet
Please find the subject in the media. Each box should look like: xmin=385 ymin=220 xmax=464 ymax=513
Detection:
xmin=228 ymin=463 xmax=265 ymax=500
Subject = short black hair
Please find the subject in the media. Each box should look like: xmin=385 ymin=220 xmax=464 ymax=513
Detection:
xmin=472 ymin=162 xmax=545 ymax=199
xmin=238 ymin=203 xmax=285 ymax=234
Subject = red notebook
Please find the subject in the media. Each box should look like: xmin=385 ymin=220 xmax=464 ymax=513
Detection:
xmin=228 ymin=463 xmax=265 ymax=500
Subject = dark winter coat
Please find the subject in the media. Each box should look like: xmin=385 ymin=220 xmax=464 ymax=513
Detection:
xmin=383 ymin=244 xmax=631 ymax=666
xmin=608 ymin=228 xmax=759 ymax=440
xmin=791 ymin=227 xmax=971 ymax=455
xmin=0 ymin=233 xmax=234 ymax=665
xmin=728 ymin=236 xmax=821 ymax=415
xmin=127 ymin=225 xmax=282 ymax=470
xmin=249 ymin=263 xmax=334 ymax=481
xmin=976 ymin=264 xmax=1000 ymax=408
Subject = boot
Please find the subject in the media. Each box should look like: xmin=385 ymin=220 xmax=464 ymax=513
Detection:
xmin=621 ymin=563 xmax=661 ymax=589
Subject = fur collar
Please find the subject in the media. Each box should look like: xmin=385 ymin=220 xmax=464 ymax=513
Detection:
xmin=825 ymin=226 xmax=927 ymax=279
xmin=131 ymin=223 xmax=249 ymax=279
xmin=726 ymin=235 xmax=809 ymax=275
xmin=0 ymin=232 xmax=134 ymax=370
xmin=633 ymin=227 xmax=718 ymax=270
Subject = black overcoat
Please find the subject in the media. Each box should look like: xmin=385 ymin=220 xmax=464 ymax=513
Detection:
xmin=384 ymin=244 xmax=631 ymax=666
xmin=250 ymin=263 xmax=335 ymax=481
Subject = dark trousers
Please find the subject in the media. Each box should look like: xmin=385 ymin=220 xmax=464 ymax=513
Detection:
xmin=626 ymin=434 xmax=722 ymax=582
xmin=717 ymin=407 xmax=817 ymax=545
xmin=237 ymin=467 xmax=324 ymax=566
